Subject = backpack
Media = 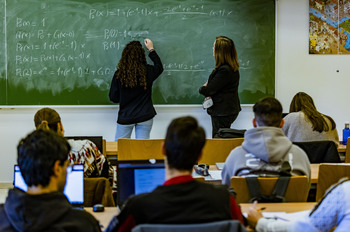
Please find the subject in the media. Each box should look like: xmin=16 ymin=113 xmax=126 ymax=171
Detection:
xmin=246 ymin=176 xmax=291 ymax=203
xmin=214 ymin=128 xmax=246 ymax=138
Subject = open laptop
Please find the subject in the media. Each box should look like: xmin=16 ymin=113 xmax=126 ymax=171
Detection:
xmin=14 ymin=164 xmax=85 ymax=208
xmin=117 ymin=160 xmax=165 ymax=204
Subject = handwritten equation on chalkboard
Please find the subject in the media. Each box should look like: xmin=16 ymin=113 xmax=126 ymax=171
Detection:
xmin=2 ymin=0 xmax=275 ymax=105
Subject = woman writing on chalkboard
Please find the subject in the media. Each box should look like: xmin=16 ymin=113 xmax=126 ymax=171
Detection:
xmin=199 ymin=36 xmax=241 ymax=138
xmin=109 ymin=39 xmax=163 ymax=140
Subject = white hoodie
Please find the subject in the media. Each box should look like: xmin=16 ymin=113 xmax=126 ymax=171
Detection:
xmin=221 ymin=126 xmax=311 ymax=186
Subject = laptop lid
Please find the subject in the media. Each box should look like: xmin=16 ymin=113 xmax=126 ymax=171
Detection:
xmin=117 ymin=160 xmax=165 ymax=204
xmin=14 ymin=164 xmax=84 ymax=206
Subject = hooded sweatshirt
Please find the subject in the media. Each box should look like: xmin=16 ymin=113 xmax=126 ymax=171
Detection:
xmin=221 ymin=127 xmax=311 ymax=186
xmin=0 ymin=188 xmax=101 ymax=232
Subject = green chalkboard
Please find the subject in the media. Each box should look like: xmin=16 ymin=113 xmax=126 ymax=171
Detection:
xmin=1 ymin=0 xmax=275 ymax=105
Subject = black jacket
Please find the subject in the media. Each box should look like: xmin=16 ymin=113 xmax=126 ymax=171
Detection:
xmin=109 ymin=51 xmax=163 ymax=124
xmin=199 ymin=65 xmax=241 ymax=116
xmin=108 ymin=180 xmax=238 ymax=232
xmin=0 ymin=188 xmax=101 ymax=232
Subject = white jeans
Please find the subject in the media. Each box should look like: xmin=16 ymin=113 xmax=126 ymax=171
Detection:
xmin=115 ymin=118 xmax=153 ymax=141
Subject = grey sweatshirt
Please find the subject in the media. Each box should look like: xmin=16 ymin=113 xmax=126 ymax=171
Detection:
xmin=221 ymin=126 xmax=311 ymax=186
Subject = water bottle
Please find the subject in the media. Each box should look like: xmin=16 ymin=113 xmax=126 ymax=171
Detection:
xmin=343 ymin=122 xmax=350 ymax=145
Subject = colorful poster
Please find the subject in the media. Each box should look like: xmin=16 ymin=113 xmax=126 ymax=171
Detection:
xmin=309 ymin=0 xmax=350 ymax=54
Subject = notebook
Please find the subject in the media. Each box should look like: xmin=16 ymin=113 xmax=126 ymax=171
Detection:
xmin=117 ymin=160 xmax=165 ymax=204
xmin=14 ymin=164 xmax=85 ymax=207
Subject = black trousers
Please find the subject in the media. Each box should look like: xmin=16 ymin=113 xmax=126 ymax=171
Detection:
xmin=210 ymin=113 xmax=239 ymax=138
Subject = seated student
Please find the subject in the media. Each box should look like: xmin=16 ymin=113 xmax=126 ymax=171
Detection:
xmin=247 ymin=178 xmax=350 ymax=232
xmin=283 ymin=92 xmax=339 ymax=145
xmin=105 ymin=116 xmax=244 ymax=232
xmin=221 ymin=97 xmax=311 ymax=186
xmin=34 ymin=107 xmax=116 ymax=192
xmin=0 ymin=130 xmax=101 ymax=231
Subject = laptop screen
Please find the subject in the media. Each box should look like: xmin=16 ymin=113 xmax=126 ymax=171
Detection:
xmin=14 ymin=164 xmax=84 ymax=205
xmin=117 ymin=160 xmax=165 ymax=204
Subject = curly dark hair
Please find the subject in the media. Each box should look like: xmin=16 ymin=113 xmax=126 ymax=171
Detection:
xmin=116 ymin=41 xmax=147 ymax=89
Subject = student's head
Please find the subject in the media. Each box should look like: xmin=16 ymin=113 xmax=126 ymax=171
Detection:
xmin=289 ymin=92 xmax=335 ymax=132
xmin=253 ymin=97 xmax=283 ymax=128
xmin=289 ymin=92 xmax=316 ymax=113
xmin=116 ymin=40 xmax=147 ymax=89
xmin=214 ymin=36 xmax=239 ymax=72
xmin=34 ymin=107 xmax=64 ymax=136
xmin=163 ymin=116 xmax=206 ymax=172
xmin=17 ymin=129 xmax=71 ymax=191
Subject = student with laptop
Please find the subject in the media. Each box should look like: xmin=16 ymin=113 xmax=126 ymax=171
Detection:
xmin=34 ymin=107 xmax=116 ymax=193
xmin=0 ymin=129 xmax=101 ymax=231
xmin=105 ymin=116 xmax=245 ymax=232
xmin=221 ymin=97 xmax=311 ymax=186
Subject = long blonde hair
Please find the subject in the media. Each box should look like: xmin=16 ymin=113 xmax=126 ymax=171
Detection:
xmin=214 ymin=36 xmax=239 ymax=72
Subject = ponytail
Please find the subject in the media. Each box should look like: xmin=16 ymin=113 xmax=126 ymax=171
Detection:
xmin=37 ymin=120 xmax=50 ymax=131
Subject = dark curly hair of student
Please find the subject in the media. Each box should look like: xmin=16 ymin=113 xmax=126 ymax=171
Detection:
xmin=116 ymin=41 xmax=147 ymax=89
xmin=164 ymin=116 xmax=206 ymax=172
xmin=17 ymin=129 xmax=70 ymax=187
xmin=289 ymin=92 xmax=336 ymax=133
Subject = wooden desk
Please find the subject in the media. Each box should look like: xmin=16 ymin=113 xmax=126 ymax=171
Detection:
xmin=85 ymin=204 xmax=317 ymax=230
xmin=106 ymin=141 xmax=118 ymax=156
xmin=240 ymin=202 xmax=316 ymax=214
xmin=205 ymin=164 xmax=319 ymax=184
xmin=85 ymin=207 xmax=119 ymax=229
xmin=338 ymin=144 xmax=346 ymax=153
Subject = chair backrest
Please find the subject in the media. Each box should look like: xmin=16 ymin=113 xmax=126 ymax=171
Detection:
xmin=131 ymin=220 xmax=247 ymax=232
xmin=345 ymin=138 xmax=350 ymax=163
xmin=230 ymin=176 xmax=309 ymax=204
xmin=198 ymin=138 xmax=244 ymax=164
xmin=84 ymin=177 xmax=115 ymax=207
xmin=316 ymin=163 xmax=350 ymax=201
xmin=65 ymin=136 xmax=105 ymax=155
xmin=293 ymin=141 xmax=340 ymax=163
xmin=117 ymin=138 xmax=243 ymax=163
xmin=117 ymin=138 xmax=164 ymax=161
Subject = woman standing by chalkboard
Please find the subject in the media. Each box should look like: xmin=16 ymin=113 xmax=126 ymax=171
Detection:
xmin=199 ymin=36 xmax=241 ymax=138
xmin=109 ymin=39 xmax=163 ymax=141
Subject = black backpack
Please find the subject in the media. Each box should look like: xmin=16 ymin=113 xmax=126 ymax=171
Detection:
xmin=246 ymin=176 xmax=291 ymax=203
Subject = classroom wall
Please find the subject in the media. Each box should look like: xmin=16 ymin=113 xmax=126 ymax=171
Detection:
xmin=0 ymin=0 xmax=348 ymax=183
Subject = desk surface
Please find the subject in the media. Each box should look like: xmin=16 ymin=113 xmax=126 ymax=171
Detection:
xmin=85 ymin=203 xmax=317 ymax=229
xmin=240 ymin=202 xmax=316 ymax=214
xmin=85 ymin=207 xmax=119 ymax=230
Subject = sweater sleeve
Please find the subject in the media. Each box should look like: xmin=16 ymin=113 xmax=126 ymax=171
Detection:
xmin=256 ymin=218 xmax=291 ymax=232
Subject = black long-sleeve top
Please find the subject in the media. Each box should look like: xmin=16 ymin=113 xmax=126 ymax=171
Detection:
xmin=109 ymin=51 xmax=163 ymax=124
xmin=199 ymin=64 xmax=241 ymax=117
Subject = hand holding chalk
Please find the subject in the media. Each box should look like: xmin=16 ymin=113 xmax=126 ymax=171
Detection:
xmin=144 ymin=38 xmax=154 ymax=51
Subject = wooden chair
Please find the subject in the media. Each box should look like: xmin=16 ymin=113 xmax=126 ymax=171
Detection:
xmin=198 ymin=138 xmax=244 ymax=165
xmin=230 ymin=176 xmax=309 ymax=204
xmin=117 ymin=138 xmax=164 ymax=161
xmin=84 ymin=177 xmax=115 ymax=207
xmin=345 ymin=137 xmax=350 ymax=163
xmin=316 ymin=163 xmax=350 ymax=201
